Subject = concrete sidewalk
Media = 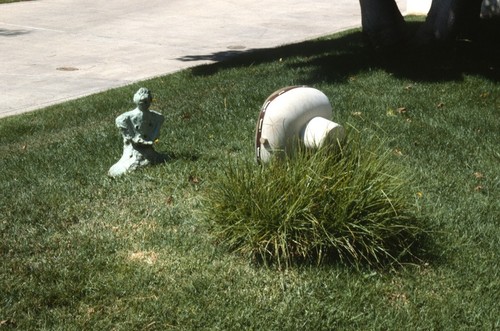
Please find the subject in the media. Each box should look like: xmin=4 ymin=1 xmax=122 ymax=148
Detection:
xmin=0 ymin=0 xmax=403 ymax=119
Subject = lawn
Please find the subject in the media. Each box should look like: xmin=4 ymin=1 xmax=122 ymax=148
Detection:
xmin=1 ymin=21 xmax=499 ymax=330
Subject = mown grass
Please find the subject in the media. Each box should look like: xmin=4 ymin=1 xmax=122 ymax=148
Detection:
xmin=1 ymin=20 xmax=499 ymax=330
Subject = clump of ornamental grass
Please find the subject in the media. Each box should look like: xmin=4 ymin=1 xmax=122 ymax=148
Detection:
xmin=205 ymin=133 xmax=427 ymax=269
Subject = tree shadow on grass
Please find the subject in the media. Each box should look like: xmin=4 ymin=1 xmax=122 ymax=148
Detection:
xmin=187 ymin=19 xmax=500 ymax=84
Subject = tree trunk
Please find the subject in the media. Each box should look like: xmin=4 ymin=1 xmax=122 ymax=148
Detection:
xmin=358 ymin=0 xmax=407 ymax=47
xmin=359 ymin=0 xmax=484 ymax=47
xmin=482 ymin=0 xmax=500 ymax=18
xmin=418 ymin=0 xmax=484 ymax=42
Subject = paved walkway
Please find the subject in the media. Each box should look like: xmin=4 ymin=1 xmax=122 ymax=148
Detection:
xmin=0 ymin=0 xmax=408 ymax=119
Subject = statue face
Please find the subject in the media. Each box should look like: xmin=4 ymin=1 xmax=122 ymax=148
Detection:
xmin=133 ymin=88 xmax=152 ymax=109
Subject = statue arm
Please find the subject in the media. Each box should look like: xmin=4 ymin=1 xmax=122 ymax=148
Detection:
xmin=116 ymin=110 xmax=162 ymax=146
xmin=150 ymin=112 xmax=164 ymax=141
xmin=116 ymin=114 xmax=135 ymax=143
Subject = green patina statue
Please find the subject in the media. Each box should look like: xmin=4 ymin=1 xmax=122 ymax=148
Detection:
xmin=108 ymin=88 xmax=165 ymax=177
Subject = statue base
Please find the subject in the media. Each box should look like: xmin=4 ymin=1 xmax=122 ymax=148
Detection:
xmin=108 ymin=143 xmax=166 ymax=177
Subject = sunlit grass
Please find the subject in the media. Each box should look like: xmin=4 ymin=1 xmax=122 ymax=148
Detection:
xmin=1 ymin=21 xmax=499 ymax=330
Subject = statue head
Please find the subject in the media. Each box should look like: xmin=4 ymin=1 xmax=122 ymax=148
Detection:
xmin=133 ymin=88 xmax=153 ymax=110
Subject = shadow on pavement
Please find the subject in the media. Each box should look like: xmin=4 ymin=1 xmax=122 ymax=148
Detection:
xmin=185 ymin=20 xmax=500 ymax=83
xmin=0 ymin=28 xmax=31 ymax=37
